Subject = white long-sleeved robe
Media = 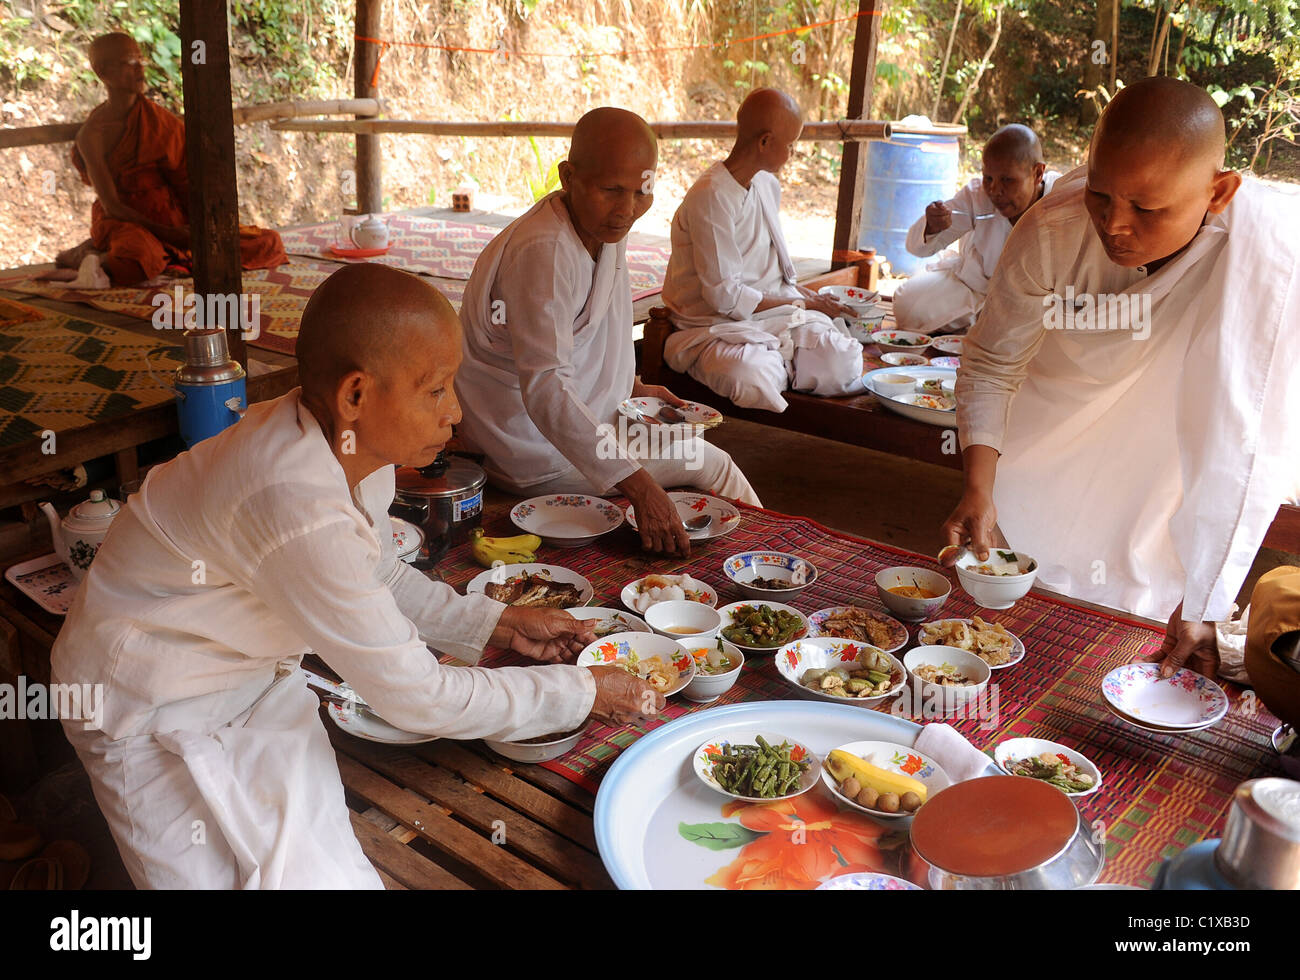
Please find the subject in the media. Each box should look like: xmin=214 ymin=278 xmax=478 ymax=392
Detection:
xmin=51 ymin=389 xmax=597 ymax=889
xmin=893 ymin=172 xmax=1060 ymax=334
xmin=455 ymin=192 xmax=758 ymax=503
xmin=957 ymin=166 xmax=1300 ymax=622
xmin=662 ymin=162 xmax=863 ymax=413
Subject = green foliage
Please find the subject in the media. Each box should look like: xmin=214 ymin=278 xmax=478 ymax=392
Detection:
xmin=0 ymin=18 xmax=53 ymax=88
xmin=526 ymin=136 xmax=562 ymax=201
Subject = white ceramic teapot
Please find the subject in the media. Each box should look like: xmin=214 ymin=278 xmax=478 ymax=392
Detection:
xmin=350 ymin=214 xmax=390 ymax=250
xmin=39 ymin=489 xmax=121 ymax=581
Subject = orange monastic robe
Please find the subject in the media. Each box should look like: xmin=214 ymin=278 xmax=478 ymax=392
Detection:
xmin=72 ymin=97 xmax=286 ymax=285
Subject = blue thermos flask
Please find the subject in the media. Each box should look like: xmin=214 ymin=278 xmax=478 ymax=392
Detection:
xmin=173 ymin=329 xmax=247 ymax=447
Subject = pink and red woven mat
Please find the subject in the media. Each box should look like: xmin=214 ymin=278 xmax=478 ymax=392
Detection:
xmin=442 ymin=501 xmax=1283 ymax=888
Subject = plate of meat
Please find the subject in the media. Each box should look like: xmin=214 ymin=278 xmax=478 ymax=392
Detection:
xmin=806 ymin=605 xmax=908 ymax=655
xmin=465 ymin=563 xmax=594 ymax=607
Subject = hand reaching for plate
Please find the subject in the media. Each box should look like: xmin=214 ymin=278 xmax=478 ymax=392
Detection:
xmin=493 ymin=607 xmax=597 ymax=663
xmin=1139 ymin=601 xmax=1220 ymax=679
xmin=618 ymin=469 xmax=690 ymax=557
xmin=587 ymin=664 xmax=665 ymax=727
xmin=630 ymin=378 xmax=687 ymax=407
xmin=940 ymin=488 xmax=998 ymax=565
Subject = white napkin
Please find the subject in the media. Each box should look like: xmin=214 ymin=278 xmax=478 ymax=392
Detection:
xmin=64 ymin=253 xmax=110 ymax=290
xmin=1215 ymin=602 xmax=1252 ymax=685
xmin=913 ymin=723 xmax=994 ymax=782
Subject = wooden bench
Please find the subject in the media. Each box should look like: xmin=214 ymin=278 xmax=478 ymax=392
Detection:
xmin=639 ymin=268 xmax=1300 ymax=554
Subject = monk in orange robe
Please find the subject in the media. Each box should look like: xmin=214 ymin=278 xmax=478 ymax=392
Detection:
xmin=62 ymin=33 xmax=285 ymax=286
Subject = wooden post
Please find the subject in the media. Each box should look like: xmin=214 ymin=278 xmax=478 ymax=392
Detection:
xmin=355 ymin=0 xmax=383 ymax=214
xmin=179 ymin=0 xmax=246 ymax=366
xmin=831 ymin=0 xmax=883 ymax=270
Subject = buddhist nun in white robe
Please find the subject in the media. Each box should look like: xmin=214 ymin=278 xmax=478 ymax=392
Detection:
xmin=456 ymin=108 xmax=758 ymax=556
xmin=946 ymin=78 xmax=1300 ymax=676
xmin=895 ymin=125 xmax=1059 ymax=335
xmin=662 ymin=89 xmax=863 ymax=414
xmin=51 ymin=265 xmax=661 ymax=888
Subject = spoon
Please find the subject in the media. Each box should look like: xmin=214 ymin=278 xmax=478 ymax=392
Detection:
xmin=950 ymin=210 xmax=999 ymax=221
xmin=683 ymin=514 xmax=713 ymax=532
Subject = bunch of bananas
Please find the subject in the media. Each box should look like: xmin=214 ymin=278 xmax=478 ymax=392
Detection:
xmin=469 ymin=528 xmax=542 ymax=567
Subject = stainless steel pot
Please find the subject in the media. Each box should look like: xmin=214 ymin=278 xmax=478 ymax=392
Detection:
xmin=1214 ymin=777 xmax=1300 ymax=889
xmin=908 ymin=774 xmax=1104 ymax=890
xmin=391 ymin=452 xmax=485 ymax=562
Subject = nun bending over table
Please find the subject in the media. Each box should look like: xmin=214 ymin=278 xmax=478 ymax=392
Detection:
xmin=944 ymin=77 xmax=1300 ymax=678
xmin=660 ymin=88 xmax=863 ymax=413
xmin=456 ymin=107 xmax=760 ymax=557
xmin=51 ymin=265 xmax=663 ymax=889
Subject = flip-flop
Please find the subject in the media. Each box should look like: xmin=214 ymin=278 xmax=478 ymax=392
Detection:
xmin=0 ymin=823 xmax=41 ymax=862
xmin=9 ymin=856 xmax=62 ymax=890
xmin=40 ymin=840 xmax=91 ymax=890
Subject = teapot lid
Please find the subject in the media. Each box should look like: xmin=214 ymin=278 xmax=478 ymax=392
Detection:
xmin=70 ymin=489 xmax=121 ymax=523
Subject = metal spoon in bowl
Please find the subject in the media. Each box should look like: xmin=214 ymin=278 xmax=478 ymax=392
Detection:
xmin=683 ymin=514 xmax=712 ymax=532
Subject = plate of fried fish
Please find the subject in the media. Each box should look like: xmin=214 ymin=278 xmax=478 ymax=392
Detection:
xmin=466 ymin=563 xmax=594 ymax=607
xmin=916 ymin=616 xmax=1025 ymax=669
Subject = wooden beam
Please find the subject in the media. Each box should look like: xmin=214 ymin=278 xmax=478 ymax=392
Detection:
xmin=355 ymin=0 xmax=383 ymax=214
xmin=271 ymin=118 xmax=893 ymax=140
xmin=179 ymin=0 xmax=245 ymax=366
xmin=831 ymin=0 xmax=884 ymax=269
xmin=0 ymin=100 xmax=380 ymax=150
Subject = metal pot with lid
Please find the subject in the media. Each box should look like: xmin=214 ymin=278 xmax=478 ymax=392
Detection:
xmin=392 ymin=451 xmax=486 ymax=562
xmin=907 ymin=775 xmax=1104 ymax=889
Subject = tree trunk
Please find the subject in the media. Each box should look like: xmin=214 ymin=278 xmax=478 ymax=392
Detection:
xmin=952 ymin=3 xmax=1004 ymax=124
xmin=932 ymin=0 xmax=962 ymax=120
xmin=1081 ymin=0 xmax=1118 ymax=124
xmin=1109 ymin=0 xmax=1119 ymax=90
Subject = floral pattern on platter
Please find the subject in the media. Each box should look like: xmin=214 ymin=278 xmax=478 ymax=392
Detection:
xmin=678 ymin=791 xmax=912 ymax=889
xmin=817 ymin=872 xmax=922 ymax=891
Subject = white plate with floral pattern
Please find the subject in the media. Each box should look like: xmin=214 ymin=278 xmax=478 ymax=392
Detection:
xmin=1101 ymin=664 xmax=1229 ymax=729
xmin=626 ymin=491 xmax=741 ymax=542
xmin=692 ymin=731 xmax=821 ymax=803
xmin=510 ymin=493 xmax=624 ymax=547
xmin=819 ymin=739 xmax=951 ymax=819
xmin=617 ymin=396 xmax=724 ymax=432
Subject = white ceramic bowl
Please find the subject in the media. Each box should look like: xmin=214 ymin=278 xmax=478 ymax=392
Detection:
xmin=716 ymin=599 xmax=810 ymax=653
xmin=871 ymin=330 xmax=933 ymax=355
xmin=874 ymin=566 xmax=953 ymax=622
xmin=880 ymin=351 xmax=929 ymax=368
xmin=390 ymin=516 xmax=424 ymax=564
xmin=870 ymin=371 xmax=922 ymax=399
xmin=679 ymin=638 xmax=745 ymax=703
xmin=954 ymin=549 xmax=1038 ymax=609
xmin=775 ymin=637 xmax=905 ymax=707
xmin=844 ymin=308 xmax=887 ymax=343
xmin=993 ymin=737 xmax=1103 ymax=798
xmin=644 ymin=600 xmax=723 ymax=641
xmin=903 ymin=644 xmax=991 ymax=713
xmin=818 ymin=284 xmax=880 ymax=313
xmin=721 ymin=550 xmax=817 ymax=602
xmin=575 ymin=631 xmax=696 ymax=697
xmin=620 ymin=574 xmax=719 ymax=614
xmin=484 ymin=727 xmax=585 ymax=763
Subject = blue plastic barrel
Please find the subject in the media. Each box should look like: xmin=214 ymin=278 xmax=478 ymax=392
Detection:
xmin=859 ymin=126 xmax=964 ymax=277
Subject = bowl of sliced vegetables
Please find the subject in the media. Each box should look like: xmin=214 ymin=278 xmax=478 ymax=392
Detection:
xmin=717 ymin=600 xmax=809 ymax=654
xmin=575 ymin=631 xmax=696 ymax=697
xmin=776 ymin=637 xmax=905 ymax=706
xmin=903 ymin=645 xmax=991 ymax=713
xmin=871 ymin=329 xmax=934 ymax=355
xmin=993 ymin=738 xmax=1102 ymax=797
xmin=681 ymin=637 xmax=745 ymax=703
xmin=693 ymin=732 xmax=820 ymax=802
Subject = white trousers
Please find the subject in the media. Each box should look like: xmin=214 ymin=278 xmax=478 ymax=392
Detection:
xmin=892 ymin=268 xmax=981 ymax=334
xmin=497 ymin=435 xmax=761 ymax=506
xmin=59 ymin=666 xmax=384 ymax=890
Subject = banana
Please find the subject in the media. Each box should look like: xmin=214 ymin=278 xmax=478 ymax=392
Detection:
xmin=824 ymin=749 xmax=927 ymax=803
xmin=470 ymin=528 xmax=542 ymax=567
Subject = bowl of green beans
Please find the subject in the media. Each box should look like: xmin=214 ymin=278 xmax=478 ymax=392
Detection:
xmin=692 ymin=732 xmax=820 ymax=802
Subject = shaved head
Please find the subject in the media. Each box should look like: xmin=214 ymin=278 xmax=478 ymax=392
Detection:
xmin=88 ymin=32 xmax=139 ymax=76
xmin=737 ymin=88 xmax=802 ymax=143
xmin=1084 ymin=76 xmax=1239 ymax=270
xmin=568 ymin=107 xmax=656 ymax=176
xmin=983 ymin=124 xmax=1043 ymax=168
xmin=559 ymin=107 xmax=657 ymax=253
xmin=298 ymin=264 xmax=464 ymax=474
xmin=728 ymin=88 xmax=803 ymax=177
xmin=298 ymin=264 xmax=458 ymax=399
xmin=1094 ymin=76 xmax=1227 ymax=175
